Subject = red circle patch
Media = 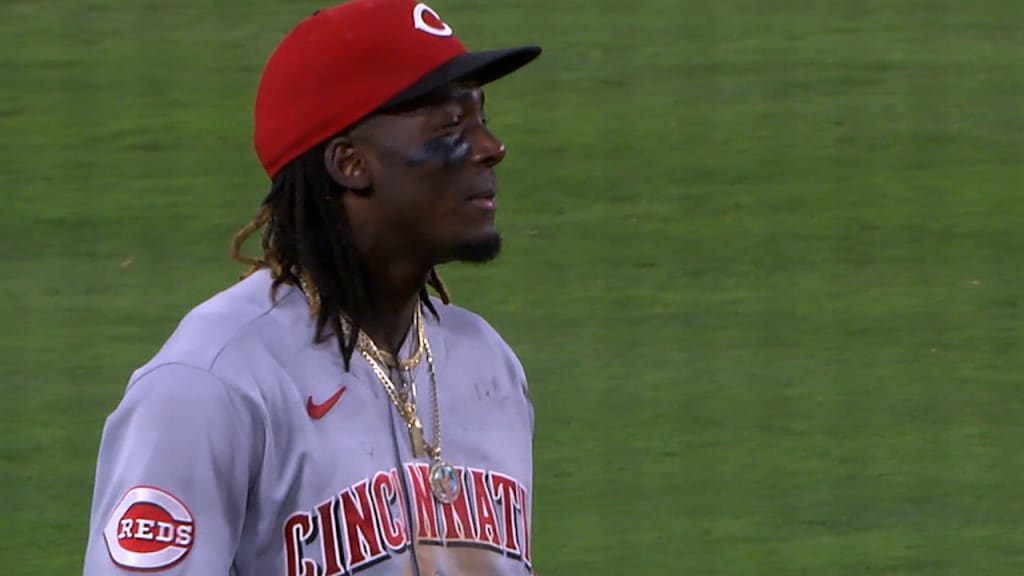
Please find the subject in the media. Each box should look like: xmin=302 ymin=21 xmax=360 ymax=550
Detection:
xmin=420 ymin=8 xmax=444 ymax=29
xmin=119 ymin=502 xmax=180 ymax=554
xmin=104 ymin=486 xmax=195 ymax=570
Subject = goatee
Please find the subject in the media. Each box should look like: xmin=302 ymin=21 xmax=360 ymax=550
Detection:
xmin=451 ymin=233 xmax=502 ymax=263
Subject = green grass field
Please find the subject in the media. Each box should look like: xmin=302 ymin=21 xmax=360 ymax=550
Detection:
xmin=3 ymin=0 xmax=1024 ymax=574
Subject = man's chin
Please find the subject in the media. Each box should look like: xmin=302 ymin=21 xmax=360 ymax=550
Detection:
xmin=450 ymin=232 xmax=503 ymax=263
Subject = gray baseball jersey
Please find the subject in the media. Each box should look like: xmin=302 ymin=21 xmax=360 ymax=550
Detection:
xmin=83 ymin=269 xmax=535 ymax=575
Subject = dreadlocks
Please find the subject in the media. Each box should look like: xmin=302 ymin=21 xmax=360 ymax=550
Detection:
xmin=230 ymin=139 xmax=450 ymax=370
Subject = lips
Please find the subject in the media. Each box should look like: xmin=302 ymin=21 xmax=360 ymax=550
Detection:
xmin=467 ymin=190 xmax=497 ymax=211
xmin=465 ymin=173 xmax=497 ymax=210
xmin=466 ymin=190 xmax=496 ymax=201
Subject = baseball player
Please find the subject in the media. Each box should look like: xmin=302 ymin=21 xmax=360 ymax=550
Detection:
xmin=82 ymin=1 xmax=541 ymax=574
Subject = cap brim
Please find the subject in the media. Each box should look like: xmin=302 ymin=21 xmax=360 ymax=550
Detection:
xmin=381 ymin=46 xmax=542 ymax=111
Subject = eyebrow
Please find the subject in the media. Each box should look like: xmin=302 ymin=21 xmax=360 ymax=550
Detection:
xmin=446 ymin=80 xmax=485 ymax=100
xmin=398 ymin=86 xmax=484 ymax=117
xmin=450 ymin=86 xmax=482 ymax=102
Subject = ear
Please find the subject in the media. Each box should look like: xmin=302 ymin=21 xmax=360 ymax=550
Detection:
xmin=324 ymin=137 xmax=371 ymax=193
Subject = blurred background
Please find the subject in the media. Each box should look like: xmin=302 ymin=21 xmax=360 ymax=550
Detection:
xmin=3 ymin=0 xmax=1024 ymax=573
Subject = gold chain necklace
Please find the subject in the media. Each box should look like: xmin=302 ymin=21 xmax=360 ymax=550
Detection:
xmin=356 ymin=308 xmax=436 ymax=457
xmin=358 ymin=326 xmax=424 ymax=371
xmin=354 ymin=306 xmax=423 ymax=403
xmin=297 ymin=272 xmax=424 ymax=371
xmin=296 ymin=274 xmax=461 ymax=502
xmin=355 ymin=308 xmax=461 ymax=504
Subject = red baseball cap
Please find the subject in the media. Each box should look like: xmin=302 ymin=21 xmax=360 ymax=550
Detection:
xmin=254 ymin=0 xmax=542 ymax=178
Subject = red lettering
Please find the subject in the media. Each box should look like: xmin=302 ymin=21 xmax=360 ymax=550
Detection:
xmin=519 ymin=484 xmax=532 ymax=569
xmin=340 ymin=480 xmax=387 ymax=569
xmin=490 ymin=472 xmax=522 ymax=555
xmin=283 ymin=512 xmax=319 ymax=576
xmin=469 ymin=469 xmax=502 ymax=548
xmin=316 ymin=499 xmax=344 ymax=575
xmin=282 ymin=469 xmax=533 ymax=576
xmin=373 ymin=471 xmax=408 ymax=551
xmin=392 ymin=469 xmax=412 ymax=544
xmin=440 ymin=467 xmax=475 ymax=543
xmin=405 ymin=463 xmax=439 ymax=540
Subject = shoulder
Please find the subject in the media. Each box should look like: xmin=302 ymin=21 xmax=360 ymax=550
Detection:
xmin=431 ymin=298 xmax=527 ymax=383
xmin=117 ymin=363 xmax=251 ymax=436
xmin=432 ymin=299 xmax=495 ymax=335
xmin=130 ymin=269 xmax=311 ymax=389
xmin=433 ymin=299 xmax=511 ymax=350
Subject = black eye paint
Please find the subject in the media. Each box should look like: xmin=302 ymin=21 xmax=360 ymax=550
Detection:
xmin=404 ymin=133 xmax=471 ymax=167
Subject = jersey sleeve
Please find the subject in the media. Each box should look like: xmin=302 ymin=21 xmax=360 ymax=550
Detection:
xmin=83 ymin=363 xmax=261 ymax=575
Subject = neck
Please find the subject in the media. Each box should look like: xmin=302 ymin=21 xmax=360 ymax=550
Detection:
xmin=356 ymin=259 xmax=430 ymax=355
xmin=341 ymin=197 xmax=436 ymax=353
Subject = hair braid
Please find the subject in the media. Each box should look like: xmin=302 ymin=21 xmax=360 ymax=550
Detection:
xmin=230 ymin=140 xmax=448 ymax=369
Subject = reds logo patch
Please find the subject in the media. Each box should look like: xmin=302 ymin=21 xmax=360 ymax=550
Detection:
xmin=413 ymin=2 xmax=453 ymax=37
xmin=104 ymin=486 xmax=195 ymax=571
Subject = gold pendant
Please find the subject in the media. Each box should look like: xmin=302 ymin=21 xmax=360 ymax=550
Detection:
xmin=409 ymin=417 xmax=427 ymax=458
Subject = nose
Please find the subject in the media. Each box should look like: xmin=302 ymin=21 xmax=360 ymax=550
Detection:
xmin=470 ymin=127 xmax=506 ymax=168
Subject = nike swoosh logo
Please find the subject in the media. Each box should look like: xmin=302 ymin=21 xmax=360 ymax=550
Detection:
xmin=307 ymin=386 xmax=347 ymax=420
